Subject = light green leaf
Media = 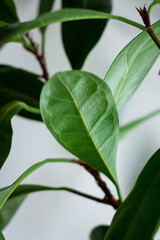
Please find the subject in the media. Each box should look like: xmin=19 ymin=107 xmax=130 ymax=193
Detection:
xmin=104 ymin=20 xmax=160 ymax=112
xmin=0 ymin=65 xmax=43 ymax=121
xmin=0 ymin=101 xmax=40 ymax=168
xmin=104 ymin=149 xmax=160 ymax=240
xmin=40 ymin=71 xmax=120 ymax=192
xmin=0 ymin=232 xmax=5 ymax=240
xmin=0 ymin=9 xmax=145 ymax=46
xmin=0 ymin=159 xmax=71 ymax=209
xmin=0 ymin=0 xmax=19 ymax=24
xmin=148 ymin=0 xmax=160 ymax=14
xmin=119 ymin=108 xmax=160 ymax=139
xmin=90 ymin=225 xmax=109 ymax=240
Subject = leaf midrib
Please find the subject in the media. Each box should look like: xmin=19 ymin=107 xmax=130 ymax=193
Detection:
xmin=57 ymin=74 xmax=116 ymax=183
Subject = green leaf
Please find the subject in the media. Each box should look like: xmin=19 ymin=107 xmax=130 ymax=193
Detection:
xmin=104 ymin=149 xmax=160 ymax=240
xmin=0 ymin=184 xmax=71 ymax=230
xmin=119 ymin=108 xmax=160 ymax=139
xmin=0 ymin=9 xmax=145 ymax=47
xmin=0 ymin=159 xmax=71 ymax=209
xmin=104 ymin=20 xmax=160 ymax=112
xmin=0 ymin=0 xmax=19 ymax=23
xmin=90 ymin=225 xmax=109 ymax=240
xmin=38 ymin=0 xmax=55 ymax=34
xmin=40 ymin=71 xmax=120 ymax=190
xmin=0 ymin=232 xmax=5 ymax=240
xmin=0 ymin=101 xmax=40 ymax=168
xmin=0 ymin=65 xmax=44 ymax=121
xmin=148 ymin=0 xmax=160 ymax=14
xmin=61 ymin=0 xmax=112 ymax=69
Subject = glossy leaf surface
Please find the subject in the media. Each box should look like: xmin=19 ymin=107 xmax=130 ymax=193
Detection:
xmin=61 ymin=0 xmax=112 ymax=69
xmin=119 ymin=108 xmax=160 ymax=139
xmin=0 ymin=65 xmax=43 ymax=121
xmin=0 ymin=9 xmax=145 ymax=46
xmin=0 ymin=0 xmax=19 ymax=23
xmin=0 ymin=159 xmax=71 ymax=209
xmin=104 ymin=20 xmax=160 ymax=111
xmin=0 ymin=101 xmax=40 ymax=168
xmin=40 ymin=71 xmax=119 ymax=186
xmin=90 ymin=225 xmax=109 ymax=240
xmin=38 ymin=0 xmax=55 ymax=34
xmin=104 ymin=149 xmax=160 ymax=240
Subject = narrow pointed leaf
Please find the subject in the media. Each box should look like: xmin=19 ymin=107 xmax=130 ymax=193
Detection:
xmin=104 ymin=20 xmax=160 ymax=111
xmin=0 ymin=101 xmax=40 ymax=168
xmin=0 ymin=65 xmax=43 ymax=121
xmin=0 ymin=183 xmax=78 ymax=230
xmin=90 ymin=225 xmax=109 ymax=240
xmin=61 ymin=0 xmax=112 ymax=69
xmin=119 ymin=108 xmax=160 ymax=139
xmin=38 ymin=0 xmax=55 ymax=34
xmin=0 ymin=0 xmax=19 ymax=23
xmin=148 ymin=0 xmax=160 ymax=14
xmin=104 ymin=149 xmax=160 ymax=240
xmin=40 ymin=71 xmax=119 ymax=187
xmin=0 ymin=159 xmax=71 ymax=209
xmin=0 ymin=9 xmax=145 ymax=47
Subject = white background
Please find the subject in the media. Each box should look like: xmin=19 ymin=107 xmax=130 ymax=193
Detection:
xmin=0 ymin=0 xmax=160 ymax=239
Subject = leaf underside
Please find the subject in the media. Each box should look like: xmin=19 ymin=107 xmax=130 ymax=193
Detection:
xmin=40 ymin=71 xmax=119 ymax=185
xmin=104 ymin=20 xmax=160 ymax=111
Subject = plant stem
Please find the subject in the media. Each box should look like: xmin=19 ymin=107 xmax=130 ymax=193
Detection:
xmin=24 ymin=33 xmax=49 ymax=81
xmin=147 ymin=27 xmax=160 ymax=49
xmin=72 ymin=160 xmax=120 ymax=209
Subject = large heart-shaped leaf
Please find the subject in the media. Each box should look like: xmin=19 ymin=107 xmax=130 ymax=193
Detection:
xmin=104 ymin=149 xmax=160 ymax=240
xmin=0 ymin=0 xmax=19 ymax=23
xmin=104 ymin=20 xmax=160 ymax=111
xmin=0 ymin=65 xmax=43 ymax=121
xmin=0 ymin=101 xmax=40 ymax=168
xmin=40 ymin=71 xmax=119 ymax=188
xmin=0 ymin=9 xmax=145 ymax=47
xmin=0 ymin=158 xmax=71 ymax=209
xmin=61 ymin=0 xmax=112 ymax=69
xmin=90 ymin=225 xmax=109 ymax=240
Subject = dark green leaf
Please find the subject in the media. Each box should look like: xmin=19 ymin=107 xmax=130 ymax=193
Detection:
xmin=0 ymin=9 xmax=145 ymax=47
xmin=0 ymin=159 xmax=71 ymax=209
xmin=40 ymin=71 xmax=120 ymax=192
xmin=38 ymin=0 xmax=55 ymax=34
xmin=0 ymin=232 xmax=5 ymax=240
xmin=0 ymin=0 xmax=19 ymax=23
xmin=90 ymin=225 xmax=109 ymax=240
xmin=104 ymin=20 xmax=160 ymax=111
xmin=119 ymin=109 xmax=160 ymax=139
xmin=0 ymin=101 xmax=40 ymax=168
xmin=0 ymin=65 xmax=43 ymax=121
xmin=61 ymin=0 xmax=112 ymax=69
xmin=104 ymin=149 xmax=160 ymax=240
